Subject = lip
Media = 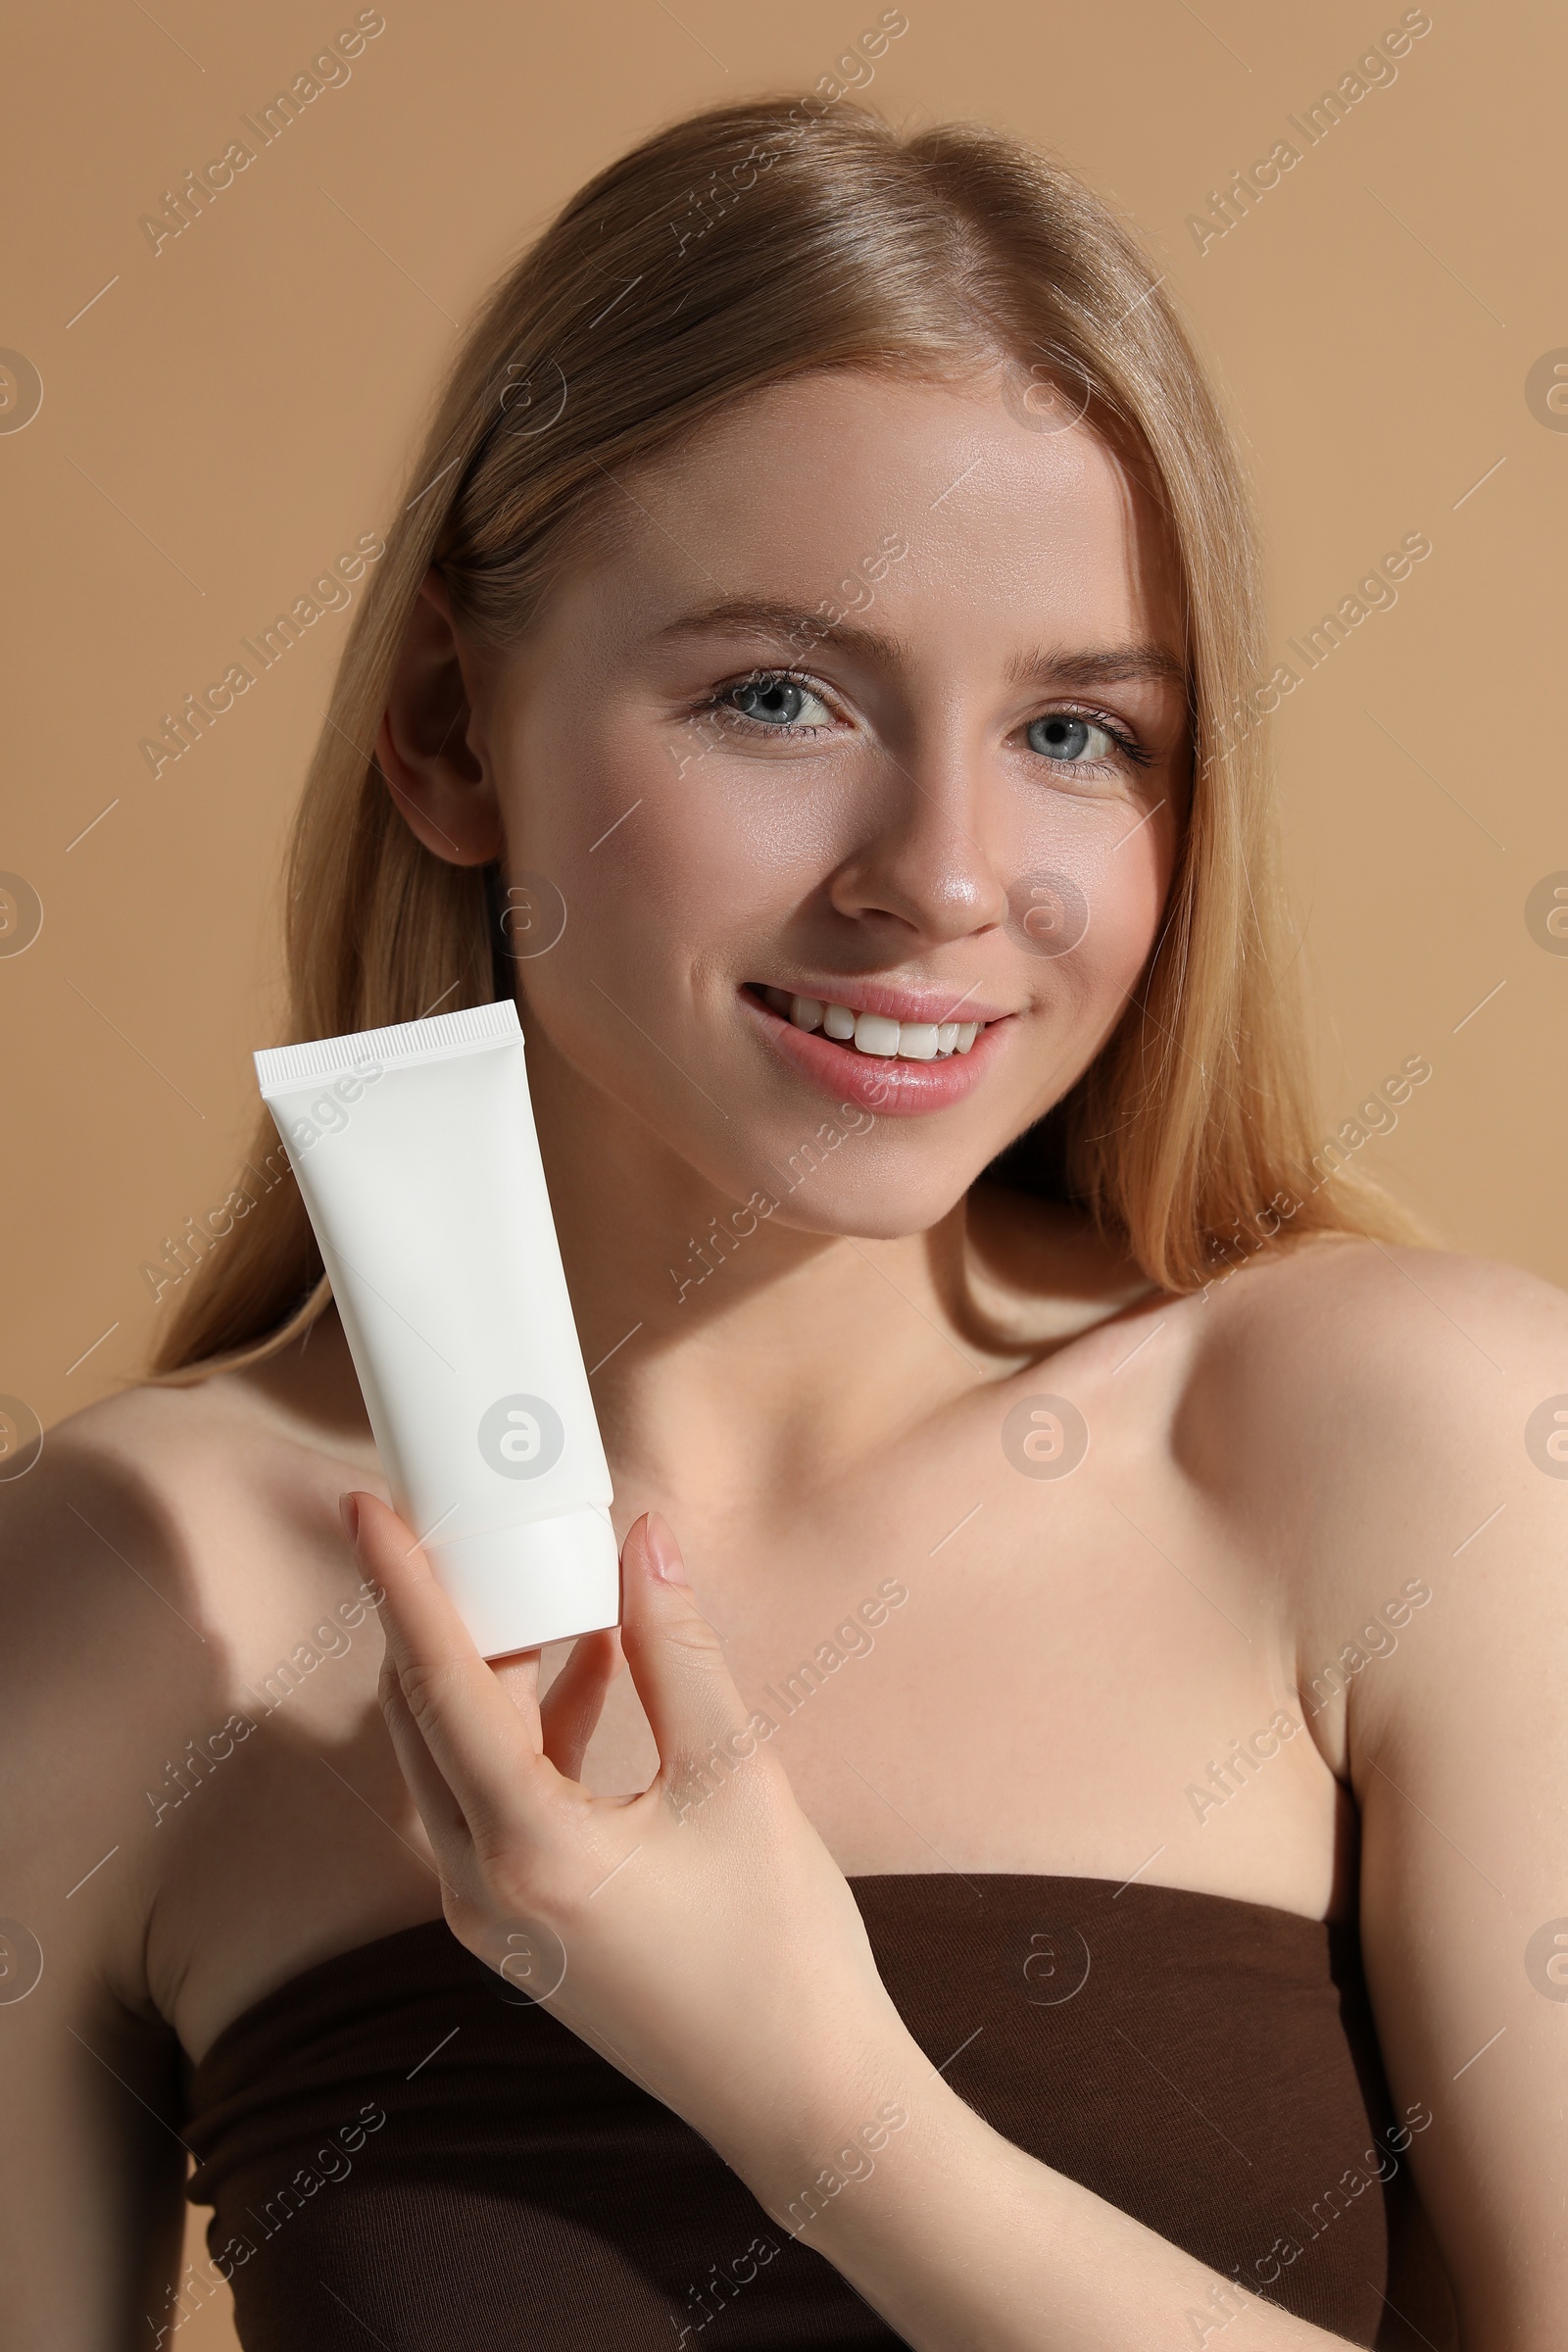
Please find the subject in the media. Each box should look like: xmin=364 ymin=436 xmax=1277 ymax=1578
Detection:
xmin=741 ymin=987 xmax=1013 ymax=1116
xmin=754 ymin=977 xmax=1014 ymax=1026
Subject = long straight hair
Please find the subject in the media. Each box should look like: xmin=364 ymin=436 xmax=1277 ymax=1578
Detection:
xmin=153 ymin=95 xmax=1410 ymax=1380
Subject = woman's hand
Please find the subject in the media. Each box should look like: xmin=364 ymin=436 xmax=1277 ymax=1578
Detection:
xmin=348 ymin=1493 xmax=1419 ymax=2352
xmin=342 ymin=1491 xmax=919 ymax=2204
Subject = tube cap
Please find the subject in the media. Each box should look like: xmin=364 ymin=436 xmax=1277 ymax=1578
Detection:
xmin=424 ymin=1508 xmax=620 ymax=1657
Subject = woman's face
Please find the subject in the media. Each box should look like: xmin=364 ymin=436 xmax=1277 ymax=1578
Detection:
xmin=469 ymin=368 xmax=1188 ymax=1238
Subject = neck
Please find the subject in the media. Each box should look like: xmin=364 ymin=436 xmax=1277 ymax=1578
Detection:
xmin=245 ymin=1021 xmax=1152 ymax=1507
xmin=523 ymin=1021 xmax=1143 ymax=1521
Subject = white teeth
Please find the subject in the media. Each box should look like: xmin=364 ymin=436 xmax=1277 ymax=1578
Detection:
xmin=762 ymin=988 xmax=988 ymax=1060
xmin=854 ymin=1011 xmax=902 ymax=1056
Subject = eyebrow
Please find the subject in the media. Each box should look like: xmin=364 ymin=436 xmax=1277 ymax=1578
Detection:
xmin=1004 ymin=643 xmax=1188 ymax=692
xmin=653 ymin=598 xmax=910 ymax=665
xmin=652 ymin=598 xmax=1186 ymax=692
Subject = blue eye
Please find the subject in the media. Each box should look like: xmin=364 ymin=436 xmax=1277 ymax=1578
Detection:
xmin=722 ymin=672 xmax=834 ymax=730
xmin=1027 ymin=713 xmax=1116 ymax=763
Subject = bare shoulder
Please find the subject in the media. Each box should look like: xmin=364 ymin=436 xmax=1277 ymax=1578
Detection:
xmin=1181 ymin=1249 xmax=1568 ymax=2329
xmin=1175 ymin=1231 xmax=1568 ymax=1763
xmin=2 ymin=1363 xmax=369 ymax=1683
xmin=0 ymin=1376 xmax=259 ymax=1775
xmin=0 ymin=1341 xmax=384 ymax=2007
xmin=0 ymin=1337 xmax=392 ymax=2331
xmin=1179 ymin=1229 xmax=1568 ymax=1487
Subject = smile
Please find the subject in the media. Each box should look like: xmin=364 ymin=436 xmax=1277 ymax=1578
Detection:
xmin=741 ymin=983 xmax=1014 ymax=1117
xmin=750 ymin=985 xmax=987 ymax=1060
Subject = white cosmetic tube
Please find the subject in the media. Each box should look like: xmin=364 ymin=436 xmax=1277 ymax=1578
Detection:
xmin=254 ymin=999 xmax=619 ymax=1657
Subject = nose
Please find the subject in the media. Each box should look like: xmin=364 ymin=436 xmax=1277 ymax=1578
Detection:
xmin=824 ymin=760 xmax=1009 ymax=948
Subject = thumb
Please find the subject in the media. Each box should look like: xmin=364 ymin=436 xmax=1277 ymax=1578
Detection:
xmin=618 ymin=1514 xmax=757 ymax=1781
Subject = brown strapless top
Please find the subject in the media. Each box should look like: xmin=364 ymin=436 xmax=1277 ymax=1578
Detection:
xmin=182 ymin=1876 xmax=1448 ymax=2349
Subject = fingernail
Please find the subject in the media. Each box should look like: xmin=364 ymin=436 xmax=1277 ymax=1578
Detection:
xmin=339 ymin=1493 xmax=361 ymax=1546
xmin=644 ymin=1511 xmax=688 ymax=1583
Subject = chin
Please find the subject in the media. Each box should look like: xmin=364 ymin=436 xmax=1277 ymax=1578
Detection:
xmin=746 ymin=1156 xmax=977 ymax=1244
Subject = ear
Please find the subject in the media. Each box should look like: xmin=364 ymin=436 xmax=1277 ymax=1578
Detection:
xmin=374 ymin=570 xmax=502 ymax=867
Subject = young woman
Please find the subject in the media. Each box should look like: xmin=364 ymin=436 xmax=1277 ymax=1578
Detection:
xmin=4 ymin=98 xmax=1559 ymax=2352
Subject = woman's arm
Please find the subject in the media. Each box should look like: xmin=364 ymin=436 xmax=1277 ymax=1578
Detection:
xmin=1290 ymin=1250 xmax=1568 ymax=2352
xmin=359 ymin=1483 xmax=1547 ymax=2352
xmin=740 ymin=2076 xmax=1354 ymax=2351
xmin=0 ymin=1443 xmax=192 ymax=2349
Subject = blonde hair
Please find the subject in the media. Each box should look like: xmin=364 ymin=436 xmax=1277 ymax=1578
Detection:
xmin=153 ymin=94 xmax=1410 ymax=1380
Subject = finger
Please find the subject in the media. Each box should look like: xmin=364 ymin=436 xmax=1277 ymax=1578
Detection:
xmin=345 ymin=1491 xmax=549 ymax=1840
xmin=617 ymin=1515 xmax=756 ymax=1777
xmin=375 ymin=1654 xmax=470 ymax=1877
xmin=539 ymin=1628 xmax=624 ymax=1780
xmin=491 ymin=1653 xmax=543 ymax=1719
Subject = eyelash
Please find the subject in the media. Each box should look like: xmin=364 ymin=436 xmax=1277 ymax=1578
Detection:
xmin=696 ymin=667 xmax=1155 ymax=773
xmin=1033 ymin=708 xmax=1155 ymax=773
xmin=696 ymin=667 xmax=836 ymax=741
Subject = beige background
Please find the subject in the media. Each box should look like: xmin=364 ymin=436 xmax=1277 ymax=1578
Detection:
xmin=3 ymin=0 xmax=1561 ymax=2335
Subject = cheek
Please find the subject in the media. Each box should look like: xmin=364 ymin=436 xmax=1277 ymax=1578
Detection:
xmin=509 ymin=690 xmax=842 ymax=923
xmin=561 ymin=807 xmax=825 ymax=1012
xmin=630 ymin=797 xmax=834 ymax=915
xmin=1014 ymin=815 xmax=1169 ymax=1014
xmin=547 ymin=756 xmax=858 ymax=1032
xmin=512 ymin=790 xmax=803 ymax=1124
